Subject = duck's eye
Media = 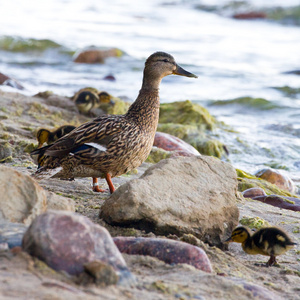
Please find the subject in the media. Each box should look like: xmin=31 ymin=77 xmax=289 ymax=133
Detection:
xmin=163 ymin=59 xmax=169 ymax=63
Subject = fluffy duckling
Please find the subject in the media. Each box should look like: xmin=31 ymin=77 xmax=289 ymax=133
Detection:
xmin=73 ymin=89 xmax=100 ymax=114
xmin=36 ymin=125 xmax=76 ymax=148
xmin=226 ymin=226 xmax=297 ymax=266
xmin=30 ymin=52 xmax=197 ymax=194
xmin=73 ymin=88 xmax=114 ymax=114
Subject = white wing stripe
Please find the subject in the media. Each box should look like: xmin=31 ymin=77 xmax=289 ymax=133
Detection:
xmin=84 ymin=142 xmax=107 ymax=152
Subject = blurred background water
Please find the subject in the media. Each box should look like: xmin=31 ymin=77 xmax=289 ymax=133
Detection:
xmin=0 ymin=0 xmax=300 ymax=184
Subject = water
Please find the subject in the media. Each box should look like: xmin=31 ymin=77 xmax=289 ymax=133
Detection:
xmin=1 ymin=0 xmax=300 ymax=184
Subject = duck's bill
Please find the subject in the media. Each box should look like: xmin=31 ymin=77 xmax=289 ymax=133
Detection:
xmin=173 ymin=64 xmax=198 ymax=78
xmin=224 ymin=236 xmax=233 ymax=243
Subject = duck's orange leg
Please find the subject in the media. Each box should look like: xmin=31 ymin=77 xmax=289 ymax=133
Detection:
xmin=92 ymin=177 xmax=106 ymax=192
xmin=105 ymin=173 xmax=115 ymax=194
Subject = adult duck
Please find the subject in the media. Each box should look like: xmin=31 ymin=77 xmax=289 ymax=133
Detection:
xmin=31 ymin=52 xmax=197 ymax=193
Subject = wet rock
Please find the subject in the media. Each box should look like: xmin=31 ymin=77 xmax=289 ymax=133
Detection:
xmin=236 ymin=169 xmax=297 ymax=197
xmin=113 ymin=237 xmax=212 ymax=273
xmin=255 ymin=168 xmax=296 ymax=194
xmin=154 ymin=131 xmax=200 ymax=156
xmin=0 ymin=72 xmax=24 ymax=90
xmin=284 ymin=70 xmax=300 ymax=75
xmin=22 ymin=210 xmax=133 ymax=283
xmin=73 ymin=47 xmax=123 ymax=64
xmin=233 ymin=12 xmax=267 ymax=19
xmin=100 ymin=156 xmax=239 ymax=247
xmin=0 ymin=165 xmax=47 ymax=225
xmin=252 ymin=195 xmax=300 ymax=212
xmin=103 ymin=74 xmax=116 ymax=81
xmin=242 ymin=187 xmax=266 ymax=198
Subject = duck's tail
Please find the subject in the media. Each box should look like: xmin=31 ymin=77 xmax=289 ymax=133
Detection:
xmin=31 ymin=145 xmax=62 ymax=180
xmin=31 ymin=166 xmax=63 ymax=181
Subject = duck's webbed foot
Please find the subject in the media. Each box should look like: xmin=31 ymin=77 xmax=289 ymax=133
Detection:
xmin=266 ymin=255 xmax=278 ymax=267
xmin=92 ymin=178 xmax=106 ymax=193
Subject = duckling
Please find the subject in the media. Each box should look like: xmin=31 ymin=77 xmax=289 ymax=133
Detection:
xmin=226 ymin=226 xmax=297 ymax=266
xmin=36 ymin=125 xmax=76 ymax=148
xmin=30 ymin=52 xmax=197 ymax=194
xmin=73 ymin=88 xmax=115 ymax=114
xmin=73 ymin=89 xmax=100 ymax=114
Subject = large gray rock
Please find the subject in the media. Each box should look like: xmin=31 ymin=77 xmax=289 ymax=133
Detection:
xmin=100 ymin=156 xmax=239 ymax=247
xmin=0 ymin=166 xmax=75 ymax=225
xmin=22 ymin=210 xmax=133 ymax=284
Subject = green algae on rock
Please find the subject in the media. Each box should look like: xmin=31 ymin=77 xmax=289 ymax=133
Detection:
xmin=273 ymin=86 xmax=300 ymax=98
xmin=156 ymin=101 xmax=227 ymax=158
xmin=159 ymin=100 xmax=216 ymax=130
xmin=146 ymin=147 xmax=172 ymax=164
xmin=209 ymin=97 xmax=280 ymax=110
xmin=240 ymin=216 xmax=270 ymax=229
xmin=104 ymin=98 xmax=130 ymax=115
xmin=237 ymin=169 xmax=299 ymax=198
xmin=0 ymin=36 xmax=63 ymax=52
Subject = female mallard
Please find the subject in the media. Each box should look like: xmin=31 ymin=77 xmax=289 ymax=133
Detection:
xmin=36 ymin=125 xmax=76 ymax=148
xmin=31 ymin=52 xmax=197 ymax=193
xmin=226 ymin=226 xmax=297 ymax=266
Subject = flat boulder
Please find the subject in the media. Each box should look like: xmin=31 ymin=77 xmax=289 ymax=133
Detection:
xmin=22 ymin=210 xmax=133 ymax=284
xmin=100 ymin=156 xmax=239 ymax=247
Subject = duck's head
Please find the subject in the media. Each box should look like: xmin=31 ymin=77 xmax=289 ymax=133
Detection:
xmin=225 ymin=226 xmax=251 ymax=244
xmin=36 ymin=128 xmax=50 ymax=148
xmin=143 ymin=52 xmax=197 ymax=85
xmin=98 ymin=92 xmax=115 ymax=105
xmin=75 ymin=90 xmax=99 ymax=113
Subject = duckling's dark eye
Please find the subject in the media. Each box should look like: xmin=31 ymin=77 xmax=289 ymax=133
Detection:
xmin=163 ymin=59 xmax=169 ymax=63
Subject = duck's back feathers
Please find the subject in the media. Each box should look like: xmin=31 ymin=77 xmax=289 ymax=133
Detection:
xmin=252 ymin=227 xmax=296 ymax=256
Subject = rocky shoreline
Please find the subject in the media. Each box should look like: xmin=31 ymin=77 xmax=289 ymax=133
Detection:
xmin=0 ymin=90 xmax=300 ymax=299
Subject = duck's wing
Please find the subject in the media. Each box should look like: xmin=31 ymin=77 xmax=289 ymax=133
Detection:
xmin=31 ymin=115 xmax=125 ymax=158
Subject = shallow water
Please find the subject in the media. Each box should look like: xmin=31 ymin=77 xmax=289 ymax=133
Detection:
xmin=1 ymin=0 xmax=300 ymax=184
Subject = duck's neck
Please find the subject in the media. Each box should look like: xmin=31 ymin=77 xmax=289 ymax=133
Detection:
xmin=126 ymin=77 xmax=161 ymax=129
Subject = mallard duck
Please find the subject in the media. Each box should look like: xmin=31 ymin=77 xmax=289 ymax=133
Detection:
xmin=226 ymin=226 xmax=297 ymax=266
xmin=36 ymin=125 xmax=76 ymax=148
xmin=30 ymin=52 xmax=197 ymax=193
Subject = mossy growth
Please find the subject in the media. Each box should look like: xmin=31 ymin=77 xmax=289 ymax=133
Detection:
xmin=210 ymin=97 xmax=279 ymax=110
xmin=0 ymin=36 xmax=62 ymax=52
xmin=0 ymin=142 xmax=13 ymax=161
xmin=34 ymin=91 xmax=54 ymax=99
xmin=104 ymin=98 xmax=130 ymax=115
xmin=237 ymin=169 xmax=299 ymax=197
xmin=240 ymin=216 xmax=270 ymax=229
xmin=146 ymin=147 xmax=172 ymax=164
xmin=273 ymin=86 xmax=300 ymax=98
xmin=267 ymin=6 xmax=300 ymax=25
xmin=193 ymin=138 xmax=226 ymax=158
xmin=157 ymin=123 xmax=205 ymax=140
xmin=159 ymin=100 xmax=216 ymax=130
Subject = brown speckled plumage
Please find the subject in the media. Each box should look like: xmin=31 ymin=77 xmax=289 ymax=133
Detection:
xmin=31 ymin=52 xmax=197 ymax=193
